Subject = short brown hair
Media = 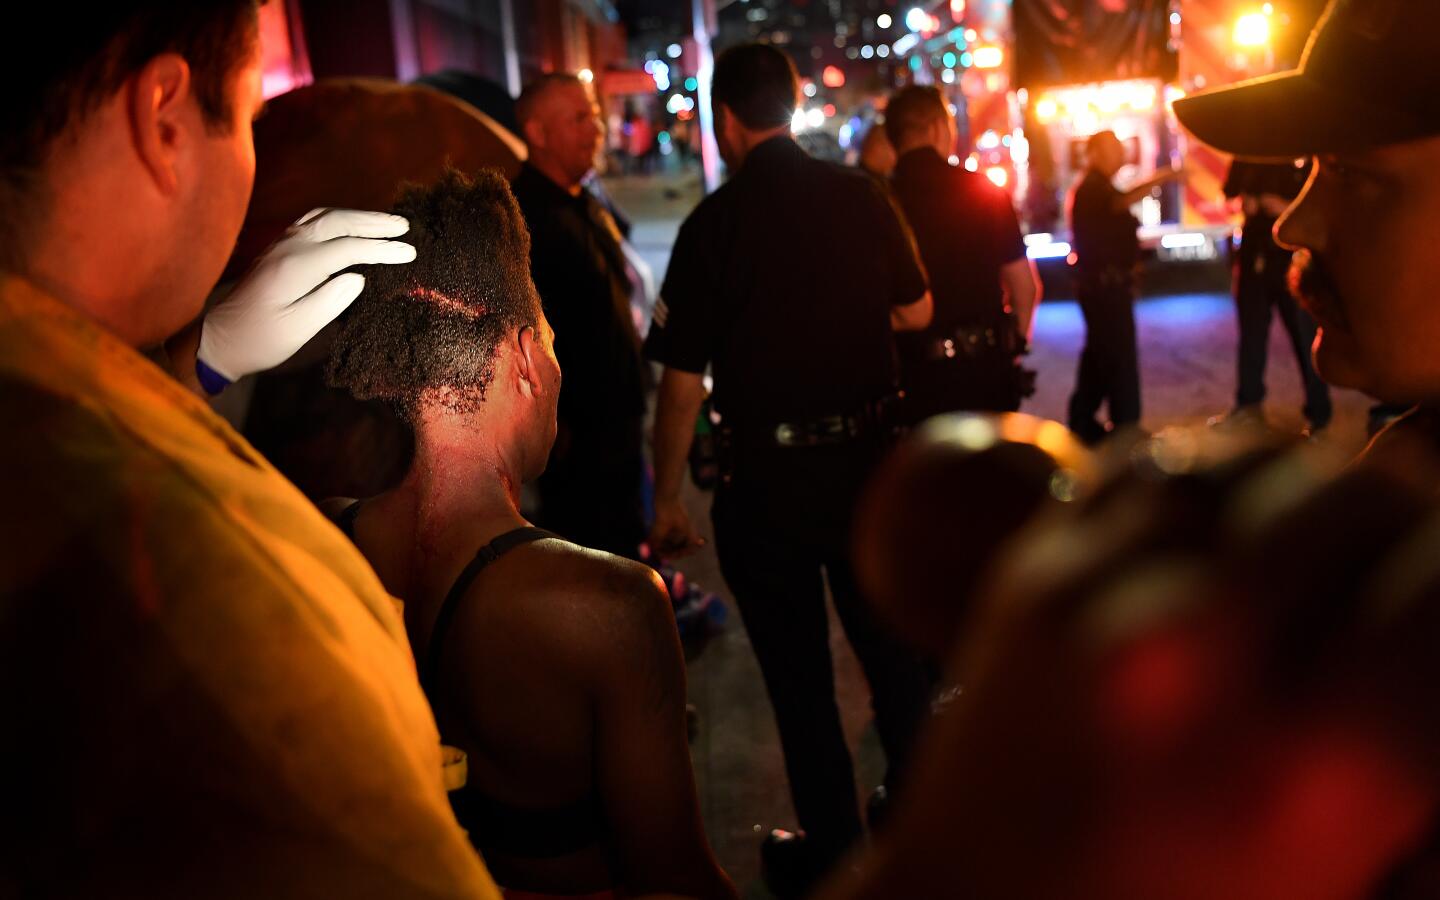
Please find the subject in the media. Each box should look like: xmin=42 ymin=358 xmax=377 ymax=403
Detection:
xmin=884 ymin=85 xmax=949 ymax=148
xmin=326 ymin=169 xmax=542 ymax=418
xmin=711 ymin=43 xmax=799 ymax=131
xmin=1 ymin=2 xmax=260 ymax=267
xmin=515 ymin=73 xmax=587 ymax=132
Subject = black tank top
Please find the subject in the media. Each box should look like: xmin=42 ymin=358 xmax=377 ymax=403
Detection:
xmin=335 ymin=501 xmax=607 ymax=858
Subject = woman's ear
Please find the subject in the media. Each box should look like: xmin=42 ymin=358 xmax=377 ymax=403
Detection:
xmin=515 ymin=325 xmax=538 ymax=396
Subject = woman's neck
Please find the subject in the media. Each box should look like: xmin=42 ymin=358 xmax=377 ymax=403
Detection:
xmin=369 ymin=418 xmax=529 ymax=598
xmin=408 ymin=424 xmax=525 ymax=534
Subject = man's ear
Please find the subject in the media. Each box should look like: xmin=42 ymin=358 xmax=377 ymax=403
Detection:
xmin=935 ymin=116 xmax=955 ymax=157
xmin=127 ymin=52 xmax=194 ymax=196
xmin=523 ymin=116 xmax=547 ymax=152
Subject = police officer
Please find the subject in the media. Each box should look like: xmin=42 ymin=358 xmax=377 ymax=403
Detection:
xmin=885 ymin=85 xmax=1042 ymax=423
xmin=644 ymin=43 xmax=935 ymax=898
xmin=512 ymin=73 xmax=649 ymax=559
xmin=1067 ymin=130 xmax=1184 ymax=443
xmin=1209 ymin=158 xmax=1332 ymax=435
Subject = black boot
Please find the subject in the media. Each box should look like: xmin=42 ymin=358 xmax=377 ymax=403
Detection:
xmin=760 ymin=829 xmax=843 ymax=899
xmin=866 ymin=785 xmax=890 ymax=832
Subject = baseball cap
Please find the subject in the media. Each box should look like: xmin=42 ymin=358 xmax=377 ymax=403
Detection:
xmin=1174 ymin=0 xmax=1440 ymax=158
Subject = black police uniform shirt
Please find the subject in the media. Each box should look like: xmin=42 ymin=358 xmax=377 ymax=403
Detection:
xmin=889 ymin=146 xmax=1026 ymax=360
xmin=511 ymin=163 xmax=646 ymax=437
xmin=1070 ymin=168 xmax=1139 ymax=275
xmin=644 ymin=136 xmax=928 ymax=426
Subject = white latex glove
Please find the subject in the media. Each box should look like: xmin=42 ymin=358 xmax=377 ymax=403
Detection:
xmin=195 ymin=207 xmax=416 ymax=391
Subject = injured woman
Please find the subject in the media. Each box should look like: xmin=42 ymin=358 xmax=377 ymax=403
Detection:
xmin=324 ymin=169 xmax=734 ymax=900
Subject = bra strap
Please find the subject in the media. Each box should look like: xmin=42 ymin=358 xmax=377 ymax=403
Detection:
xmin=420 ymin=527 xmax=558 ymax=696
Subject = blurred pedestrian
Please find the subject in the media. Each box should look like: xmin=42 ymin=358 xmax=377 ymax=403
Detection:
xmin=885 ymin=85 xmax=1041 ymax=423
xmin=645 ymin=42 xmax=935 ymax=898
xmin=1208 ymin=158 xmax=1331 ymax=436
xmin=627 ymin=114 xmax=654 ymax=175
xmin=0 ymin=3 xmax=498 ymax=896
xmin=1066 ymin=131 xmax=1184 ymax=443
xmin=512 ymin=74 xmax=649 ymax=558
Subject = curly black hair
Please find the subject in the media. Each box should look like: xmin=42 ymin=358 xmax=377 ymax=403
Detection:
xmin=326 ymin=168 xmax=541 ymax=417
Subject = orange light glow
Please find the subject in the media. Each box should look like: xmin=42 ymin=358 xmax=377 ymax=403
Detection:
xmin=822 ymin=65 xmax=846 ymax=88
xmin=1234 ymin=11 xmax=1271 ymax=47
xmin=972 ymin=46 xmax=1004 ymax=69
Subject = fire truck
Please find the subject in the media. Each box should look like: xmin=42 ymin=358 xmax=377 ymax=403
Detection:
xmin=891 ymin=0 xmax=1324 ymax=266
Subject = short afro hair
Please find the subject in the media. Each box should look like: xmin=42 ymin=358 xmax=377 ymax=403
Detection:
xmin=326 ymin=168 xmax=540 ymax=418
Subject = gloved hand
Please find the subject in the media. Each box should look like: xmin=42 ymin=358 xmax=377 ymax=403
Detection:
xmin=195 ymin=207 xmax=417 ymax=393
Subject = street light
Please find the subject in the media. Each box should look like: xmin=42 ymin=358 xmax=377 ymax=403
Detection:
xmin=905 ymin=7 xmax=929 ymax=32
xmin=1234 ymin=12 xmax=1271 ymax=47
xmin=877 ymin=12 xmax=892 ymax=29
xmin=972 ymin=46 xmax=1004 ymax=69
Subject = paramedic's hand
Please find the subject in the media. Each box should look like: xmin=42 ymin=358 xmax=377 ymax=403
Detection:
xmin=650 ymin=497 xmax=706 ymax=559
xmin=194 ymin=208 xmax=416 ymax=393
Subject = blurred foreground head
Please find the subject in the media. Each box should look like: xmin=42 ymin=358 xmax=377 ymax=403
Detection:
xmin=854 ymin=413 xmax=1094 ymax=657
xmin=833 ymin=427 xmax=1440 ymax=900
xmin=326 ymin=169 xmax=559 ymax=481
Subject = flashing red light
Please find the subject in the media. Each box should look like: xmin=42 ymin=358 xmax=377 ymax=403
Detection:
xmin=823 ymin=103 xmax=837 ymax=117
xmin=822 ymin=65 xmax=846 ymax=89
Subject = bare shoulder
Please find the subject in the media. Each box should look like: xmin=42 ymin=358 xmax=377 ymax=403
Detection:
xmin=508 ymin=541 xmax=678 ymax=673
xmin=522 ymin=540 xmax=669 ymax=611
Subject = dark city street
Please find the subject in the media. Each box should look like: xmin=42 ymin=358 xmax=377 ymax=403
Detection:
xmin=10 ymin=1 xmax=1440 ymax=898
xmin=606 ymin=167 xmax=1377 ymax=894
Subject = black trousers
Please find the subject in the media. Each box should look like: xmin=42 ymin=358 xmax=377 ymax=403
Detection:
xmin=710 ymin=436 xmax=932 ymax=860
xmin=1234 ymin=252 xmax=1332 ymax=427
xmin=537 ymin=417 xmax=647 ymax=559
xmin=899 ymin=355 xmax=1021 ymax=427
xmin=1068 ymin=280 xmax=1140 ymax=440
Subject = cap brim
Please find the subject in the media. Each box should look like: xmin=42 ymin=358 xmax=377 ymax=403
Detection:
xmin=1174 ymin=70 xmax=1424 ymax=159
